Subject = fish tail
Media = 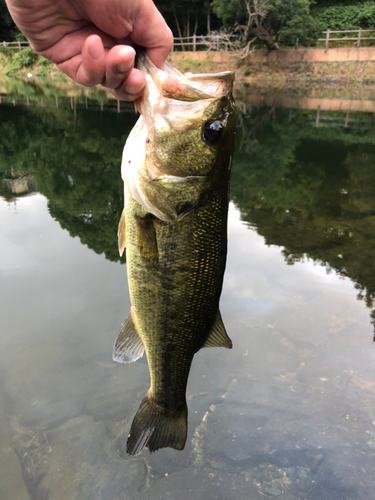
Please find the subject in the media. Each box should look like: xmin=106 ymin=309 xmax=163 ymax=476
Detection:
xmin=126 ymin=393 xmax=187 ymax=456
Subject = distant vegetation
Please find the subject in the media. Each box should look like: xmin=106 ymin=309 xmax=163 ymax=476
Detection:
xmin=1 ymin=0 xmax=375 ymax=52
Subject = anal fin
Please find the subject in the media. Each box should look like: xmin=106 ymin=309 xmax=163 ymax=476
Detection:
xmin=202 ymin=310 xmax=232 ymax=349
xmin=118 ymin=208 xmax=126 ymax=257
xmin=113 ymin=309 xmax=145 ymax=363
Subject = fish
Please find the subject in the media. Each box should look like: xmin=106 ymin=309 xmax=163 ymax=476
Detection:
xmin=113 ymin=49 xmax=237 ymax=456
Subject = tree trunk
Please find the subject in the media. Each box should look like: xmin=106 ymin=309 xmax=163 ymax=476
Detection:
xmin=172 ymin=2 xmax=185 ymax=51
xmin=207 ymin=1 xmax=211 ymax=35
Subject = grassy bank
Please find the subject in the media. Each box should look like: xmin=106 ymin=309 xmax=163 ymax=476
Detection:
xmin=2 ymin=47 xmax=375 ymax=95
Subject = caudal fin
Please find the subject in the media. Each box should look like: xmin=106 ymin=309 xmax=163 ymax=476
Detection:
xmin=126 ymin=394 xmax=187 ymax=456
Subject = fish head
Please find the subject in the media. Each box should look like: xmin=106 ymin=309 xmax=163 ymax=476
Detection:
xmin=137 ymin=52 xmax=236 ymax=179
xmin=123 ymin=51 xmax=236 ymax=220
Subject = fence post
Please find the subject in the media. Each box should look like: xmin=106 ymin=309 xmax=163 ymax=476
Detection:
xmin=357 ymin=28 xmax=362 ymax=48
xmin=345 ymin=111 xmax=350 ymax=128
xmin=325 ymin=30 xmax=330 ymax=50
xmin=295 ymin=38 xmax=299 ymax=50
xmin=193 ymin=34 xmax=196 ymax=52
xmin=315 ymin=106 xmax=320 ymax=127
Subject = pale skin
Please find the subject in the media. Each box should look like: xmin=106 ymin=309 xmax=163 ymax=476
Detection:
xmin=5 ymin=0 xmax=173 ymax=100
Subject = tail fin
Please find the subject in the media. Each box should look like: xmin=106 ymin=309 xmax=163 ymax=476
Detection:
xmin=126 ymin=393 xmax=187 ymax=456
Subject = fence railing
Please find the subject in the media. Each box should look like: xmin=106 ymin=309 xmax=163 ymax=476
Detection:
xmin=1 ymin=41 xmax=30 ymax=51
xmin=2 ymin=30 xmax=375 ymax=54
xmin=318 ymin=29 xmax=375 ymax=49
xmin=172 ymin=34 xmax=239 ymax=51
xmin=0 ymin=94 xmax=136 ymax=114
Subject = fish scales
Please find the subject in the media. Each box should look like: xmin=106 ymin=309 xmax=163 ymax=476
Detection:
xmin=127 ymin=192 xmax=228 ymax=409
xmin=114 ymin=49 xmax=236 ymax=456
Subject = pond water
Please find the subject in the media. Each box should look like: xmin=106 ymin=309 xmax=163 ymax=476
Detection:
xmin=1 ymin=80 xmax=375 ymax=500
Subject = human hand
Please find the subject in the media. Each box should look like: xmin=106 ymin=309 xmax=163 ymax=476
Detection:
xmin=5 ymin=0 xmax=173 ymax=100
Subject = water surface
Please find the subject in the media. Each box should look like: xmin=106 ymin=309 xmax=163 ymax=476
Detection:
xmin=1 ymin=82 xmax=375 ymax=500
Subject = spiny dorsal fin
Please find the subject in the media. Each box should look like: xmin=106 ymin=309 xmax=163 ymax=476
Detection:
xmin=202 ymin=310 xmax=232 ymax=349
xmin=113 ymin=309 xmax=144 ymax=363
xmin=118 ymin=208 xmax=126 ymax=257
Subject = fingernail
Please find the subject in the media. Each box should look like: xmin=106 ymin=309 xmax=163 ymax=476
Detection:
xmin=88 ymin=40 xmax=104 ymax=60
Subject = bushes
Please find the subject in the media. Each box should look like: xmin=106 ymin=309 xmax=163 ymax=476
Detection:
xmin=1 ymin=46 xmax=52 ymax=76
xmin=312 ymin=3 xmax=375 ymax=31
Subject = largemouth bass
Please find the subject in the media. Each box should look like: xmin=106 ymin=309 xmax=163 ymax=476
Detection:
xmin=113 ymin=50 xmax=236 ymax=456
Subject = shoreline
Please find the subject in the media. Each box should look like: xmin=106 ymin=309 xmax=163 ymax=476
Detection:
xmin=2 ymin=48 xmax=375 ymax=97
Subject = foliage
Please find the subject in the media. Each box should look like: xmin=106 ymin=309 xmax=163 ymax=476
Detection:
xmin=312 ymin=2 xmax=375 ymax=30
xmin=154 ymin=0 xmax=222 ymax=39
xmin=3 ymin=46 xmax=39 ymax=76
xmin=0 ymin=0 xmax=17 ymax=41
xmin=212 ymin=0 xmax=322 ymax=49
xmin=0 ymin=45 xmax=12 ymax=57
xmin=276 ymin=0 xmax=323 ymax=46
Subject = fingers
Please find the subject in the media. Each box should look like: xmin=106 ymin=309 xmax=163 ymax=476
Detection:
xmin=57 ymin=34 xmax=107 ymax=87
xmin=104 ymin=45 xmax=146 ymax=99
xmin=57 ymin=35 xmax=146 ymax=100
xmin=109 ymin=69 xmax=145 ymax=101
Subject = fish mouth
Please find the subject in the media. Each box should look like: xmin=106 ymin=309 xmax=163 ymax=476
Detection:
xmin=136 ymin=49 xmax=235 ymax=122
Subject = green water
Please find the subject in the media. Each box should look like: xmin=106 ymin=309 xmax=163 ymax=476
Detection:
xmin=1 ymin=82 xmax=375 ymax=499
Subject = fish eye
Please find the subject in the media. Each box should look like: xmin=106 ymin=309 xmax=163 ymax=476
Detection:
xmin=203 ymin=120 xmax=223 ymax=143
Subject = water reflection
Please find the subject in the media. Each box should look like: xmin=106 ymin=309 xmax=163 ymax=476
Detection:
xmin=2 ymin=91 xmax=375 ymax=332
xmin=232 ymin=104 xmax=375 ymax=335
xmin=2 ymin=85 xmax=375 ymax=499
xmin=0 ymin=102 xmax=134 ymax=262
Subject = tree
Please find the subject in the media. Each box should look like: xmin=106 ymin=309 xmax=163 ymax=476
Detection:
xmin=312 ymin=2 xmax=375 ymax=31
xmin=154 ymin=0 xmax=221 ymax=41
xmin=0 ymin=0 xmax=17 ymax=40
xmin=212 ymin=0 xmax=322 ymax=49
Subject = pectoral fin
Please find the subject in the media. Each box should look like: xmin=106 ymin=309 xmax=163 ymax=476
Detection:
xmin=202 ymin=310 xmax=232 ymax=349
xmin=143 ymin=175 xmax=210 ymax=222
xmin=118 ymin=208 xmax=126 ymax=257
xmin=113 ymin=309 xmax=145 ymax=363
xmin=134 ymin=214 xmax=158 ymax=267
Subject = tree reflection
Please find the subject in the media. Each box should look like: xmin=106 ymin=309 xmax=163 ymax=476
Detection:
xmin=2 ymin=99 xmax=375 ymax=331
xmin=231 ymin=105 xmax=375 ymax=334
xmin=0 ymin=104 xmax=136 ymax=262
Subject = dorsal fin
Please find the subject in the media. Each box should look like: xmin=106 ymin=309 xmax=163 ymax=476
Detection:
xmin=202 ymin=310 xmax=232 ymax=349
xmin=113 ymin=309 xmax=145 ymax=363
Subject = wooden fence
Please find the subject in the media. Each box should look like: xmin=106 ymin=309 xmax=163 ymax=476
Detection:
xmin=318 ymin=29 xmax=375 ymax=49
xmin=172 ymin=30 xmax=375 ymax=51
xmin=1 ymin=41 xmax=30 ymax=51
xmin=0 ymin=94 xmax=136 ymax=114
xmin=2 ymin=30 xmax=375 ymax=53
xmin=172 ymin=34 xmax=238 ymax=51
